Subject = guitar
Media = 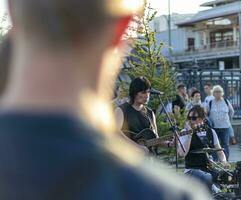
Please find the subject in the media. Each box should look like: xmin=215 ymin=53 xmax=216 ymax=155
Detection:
xmin=123 ymin=123 xmax=206 ymax=148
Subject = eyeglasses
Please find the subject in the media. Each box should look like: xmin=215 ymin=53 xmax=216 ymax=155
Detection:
xmin=187 ymin=116 xmax=199 ymax=121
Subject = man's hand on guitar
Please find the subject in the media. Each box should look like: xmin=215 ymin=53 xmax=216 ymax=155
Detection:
xmin=221 ymin=161 xmax=231 ymax=169
xmin=168 ymin=140 xmax=175 ymax=147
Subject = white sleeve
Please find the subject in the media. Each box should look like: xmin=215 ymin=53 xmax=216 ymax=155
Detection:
xmin=205 ymin=100 xmax=210 ymax=113
xmin=165 ymin=102 xmax=172 ymax=113
xmin=212 ymin=129 xmax=220 ymax=146
xmin=203 ymin=97 xmax=208 ymax=107
xmin=177 ymin=129 xmax=192 ymax=157
xmin=180 ymin=135 xmax=189 ymax=144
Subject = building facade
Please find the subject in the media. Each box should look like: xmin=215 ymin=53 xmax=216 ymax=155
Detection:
xmin=155 ymin=0 xmax=241 ymax=70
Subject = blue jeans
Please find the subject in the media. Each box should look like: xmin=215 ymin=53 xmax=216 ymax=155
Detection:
xmin=228 ymin=126 xmax=234 ymax=138
xmin=185 ymin=169 xmax=212 ymax=192
xmin=214 ymin=128 xmax=230 ymax=160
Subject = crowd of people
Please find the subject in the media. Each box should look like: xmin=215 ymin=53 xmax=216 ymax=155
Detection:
xmin=172 ymin=82 xmax=236 ymax=147
xmin=114 ymin=77 xmax=238 ymax=194
xmin=0 ymin=0 xmax=214 ymax=200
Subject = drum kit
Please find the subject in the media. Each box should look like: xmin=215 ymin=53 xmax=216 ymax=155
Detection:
xmin=190 ymin=147 xmax=241 ymax=199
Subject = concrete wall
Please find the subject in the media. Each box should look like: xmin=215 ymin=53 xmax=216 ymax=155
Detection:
xmin=156 ymin=28 xmax=187 ymax=56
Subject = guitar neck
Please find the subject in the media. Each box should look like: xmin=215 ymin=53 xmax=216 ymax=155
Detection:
xmin=144 ymin=135 xmax=172 ymax=147
xmin=179 ymin=129 xmax=192 ymax=136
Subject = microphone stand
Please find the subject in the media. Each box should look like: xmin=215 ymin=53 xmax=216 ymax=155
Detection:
xmin=154 ymin=93 xmax=186 ymax=171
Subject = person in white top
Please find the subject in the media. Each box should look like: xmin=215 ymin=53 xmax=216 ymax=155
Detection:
xmin=203 ymin=83 xmax=214 ymax=108
xmin=204 ymin=83 xmax=236 ymax=145
xmin=205 ymin=85 xmax=234 ymax=160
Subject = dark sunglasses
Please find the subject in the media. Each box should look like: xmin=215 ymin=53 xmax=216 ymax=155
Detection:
xmin=187 ymin=116 xmax=199 ymax=121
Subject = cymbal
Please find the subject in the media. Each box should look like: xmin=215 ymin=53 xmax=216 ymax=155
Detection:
xmin=190 ymin=147 xmax=224 ymax=154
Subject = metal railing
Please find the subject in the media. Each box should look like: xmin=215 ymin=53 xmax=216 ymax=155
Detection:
xmin=176 ymin=69 xmax=241 ymax=118
xmin=173 ymin=40 xmax=239 ymax=57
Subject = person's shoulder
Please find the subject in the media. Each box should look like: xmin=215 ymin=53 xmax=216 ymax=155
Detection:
xmin=210 ymin=128 xmax=217 ymax=135
xmin=119 ymin=102 xmax=130 ymax=110
xmin=114 ymin=156 xmax=211 ymax=200
xmin=205 ymin=95 xmax=214 ymax=102
xmin=116 ymin=165 xmax=190 ymax=200
xmin=172 ymin=95 xmax=179 ymax=103
xmin=146 ymin=106 xmax=154 ymax=113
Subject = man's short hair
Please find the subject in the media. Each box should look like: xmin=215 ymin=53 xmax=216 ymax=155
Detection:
xmin=191 ymin=90 xmax=200 ymax=98
xmin=11 ymin=0 xmax=118 ymax=47
xmin=177 ymin=83 xmax=186 ymax=90
xmin=204 ymin=82 xmax=212 ymax=88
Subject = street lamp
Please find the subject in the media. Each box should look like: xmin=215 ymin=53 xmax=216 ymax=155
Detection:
xmin=168 ymin=0 xmax=172 ymax=58
xmin=239 ymin=12 xmax=241 ymax=70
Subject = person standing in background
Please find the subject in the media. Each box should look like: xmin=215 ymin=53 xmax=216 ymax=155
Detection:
xmin=172 ymin=83 xmax=188 ymax=114
xmin=206 ymin=85 xmax=234 ymax=160
xmin=186 ymin=90 xmax=202 ymax=111
xmin=203 ymin=83 xmax=214 ymax=108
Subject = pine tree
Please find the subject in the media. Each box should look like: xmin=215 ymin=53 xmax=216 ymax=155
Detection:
xmin=122 ymin=4 xmax=188 ymax=163
xmin=125 ymin=4 xmax=176 ymax=111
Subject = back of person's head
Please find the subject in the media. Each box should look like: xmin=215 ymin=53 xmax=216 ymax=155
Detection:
xmin=0 ymin=34 xmax=11 ymax=95
xmin=9 ymin=0 xmax=135 ymax=48
xmin=129 ymin=77 xmax=151 ymax=104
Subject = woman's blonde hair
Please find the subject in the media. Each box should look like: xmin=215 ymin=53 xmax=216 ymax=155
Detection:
xmin=213 ymin=85 xmax=224 ymax=96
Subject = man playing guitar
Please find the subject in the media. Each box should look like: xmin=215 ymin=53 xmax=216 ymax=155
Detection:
xmin=115 ymin=77 xmax=172 ymax=153
xmin=177 ymin=105 xmax=230 ymax=193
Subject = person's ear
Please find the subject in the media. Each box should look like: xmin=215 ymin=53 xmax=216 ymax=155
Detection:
xmin=112 ymin=15 xmax=132 ymax=47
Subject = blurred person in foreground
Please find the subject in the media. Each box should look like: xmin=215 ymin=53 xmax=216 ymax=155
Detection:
xmin=0 ymin=34 xmax=11 ymax=96
xmin=0 ymin=0 xmax=210 ymax=199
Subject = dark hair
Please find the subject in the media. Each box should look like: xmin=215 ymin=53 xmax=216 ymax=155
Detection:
xmin=191 ymin=90 xmax=201 ymax=98
xmin=129 ymin=77 xmax=151 ymax=104
xmin=187 ymin=105 xmax=206 ymax=119
xmin=204 ymin=82 xmax=212 ymax=88
xmin=177 ymin=83 xmax=186 ymax=90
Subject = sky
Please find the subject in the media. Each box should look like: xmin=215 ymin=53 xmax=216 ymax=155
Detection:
xmin=0 ymin=0 xmax=7 ymax=19
xmin=150 ymin=0 xmax=208 ymax=15
xmin=0 ymin=0 xmax=209 ymax=18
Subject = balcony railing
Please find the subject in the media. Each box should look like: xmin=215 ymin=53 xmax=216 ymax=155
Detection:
xmin=173 ymin=40 xmax=239 ymax=57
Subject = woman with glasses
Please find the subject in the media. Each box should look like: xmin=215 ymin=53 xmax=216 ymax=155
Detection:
xmin=205 ymin=85 xmax=234 ymax=160
xmin=178 ymin=105 xmax=229 ymax=192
